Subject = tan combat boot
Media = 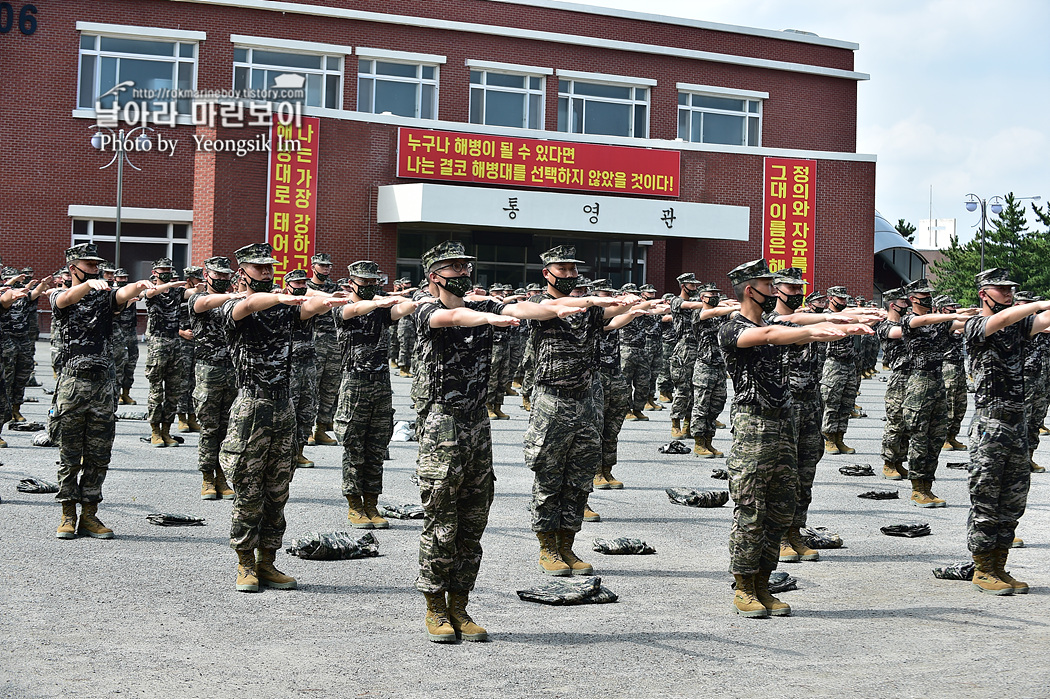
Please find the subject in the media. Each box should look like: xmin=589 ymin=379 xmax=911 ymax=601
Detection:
xmin=972 ymin=552 xmax=1013 ymax=595
xmin=670 ymin=418 xmax=683 ymax=439
xmin=944 ymin=436 xmax=967 ymax=451
xmin=882 ymin=462 xmax=905 ymax=480
xmin=361 ymin=493 xmax=390 ymax=529
xmin=995 ymin=549 xmax=1029 ymax=594
xmin=177 ymin=413 xmax=191 ymax=433
xmin=236 ymin=550 xmax=260 ymax=592
xmin=10 ymin=405 xmax=25 ymax=422
xmin=521 ymin=395 xmax=531 ymax=412
xmin=1012 ymin=537 xmax=1025 ymax=548
xmin=399 ymin=366 xmax=412 ymax=378
xmin=78 ymin=503 xmax=114 ymax=539
xmin=593 ymin=471 xmax=612 ymax=489
xmin=200 ymin=470 xmax=218 ymax=500
xmin=345 ymin=494 xmax=374 ymax=528
xmin=834 ymin=433 xmax=856 ymax=455
xmin=682 ymin=419 xmax=691 ymax=436
xmin=511 ymin=380 xmax=523 ymax=389
xmin=787 ymin=528 xmax=820 ymax=561
xmin=704 ymin=437 xmax=724 ymax=458
xmin=256 ymin=548 xmax=297 ymax=589
xmin=312 ymin=423 xmax=338 ymax=446
xmin=447 ymin=591 xmax=489 ymax=641
xmin=732 ymin=574 xmax=769 ymax=618
xmin=779 ymin=539 xmax=800 ymax=563
xmin=693 ymin=436 xmax=715 ymax=458
xmin=504 ymin=384 xmax=519 ymax=397
xmin=600 ymin=465 xmax=623 ymax=489
xmin=1041 ymin=424 xmax=1050 ymax=436
xmin=0 ymin=433 xmax=6 ymax=448
xmin=423 ymin=592 xmax=456 ymax=643
xmin=1031 ymin=457 xmax=1046 ymax=474
xmin=624 ymin=410 xmax=637 ymax=421
xmin=754 ymin=570 xmax=791 ymax=616
xmin=487 ymin=404 xmax=499 ymax=419
xmin=824 ymin=434 xmax=840 ymax=454
xmin=537 ymin=531 xmax=571 ymax=576
xmin=659 ymin=392 xmax=673 ymax=403
xmin=557 ymin=530 xmax=594 ymax=576
xmin=120 ymin=387 xmax=136 ymax=405
xmin=57 ymin=501 xmax=77 ymax=539
xmin=632 ymin=409 xmax=649 ymax=421
xmin=910 ymin=479 xmax=946 ymax=508
xmin=214 ymin=467 xmax=235 ymax=499
xmin=296 ymin=447 xmax=314 ymax=468
xmin=160 ymin=424 xmax=179 ymax=447
xmin=714 ymin=419 xmax=726 ymax=429
xmin=186 ymin=414 xmax=201 ymax=432
xmin=150 ymin=424 xmax=166 ymax=448
xmin=491 ymin=404 xmax=510 ymax=420
xmin=583 ymin=503 xmax=601 ymax=522
xmin=646 ymin=397 xmax=664 ymax=411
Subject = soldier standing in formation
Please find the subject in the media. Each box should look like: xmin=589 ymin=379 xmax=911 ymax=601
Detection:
xmin=877 ymin=288 xmax=911 ymax=481
xmin=619 ymin=282 xmax=653 ymax=422
xmin=936 ymin=294 xmax=970 ymax=453
xmin=820 ymin=286 xmax=861 ymax=455
xmin=486 ymin=283 xmax=514 ymax=420
xmin=395 ymin=277 xmax=418 ymax=377
xmin=1014 ymin=291 xmax=1050 ymax=473
xmin=2 ymin=268 xmax=50 ymax=422
xmin=668 ymin=273 xmax=704 ymax=438
xmin=176 ymin=266 xmax=203 ymax=433
xmin=143 ymin=258 xmax=194 ymax=448
xmin=688 ymin=283 xmax=737 ymax=457
xmin=113 ymin=267 xmax=140 ymax=405
xmin=282 ymin=269 xmax=319 ymax=468
xmin=305 ymin=253 xmax=342 ymax=447
xmin=0 ymin=279 xmax=31 ymax=448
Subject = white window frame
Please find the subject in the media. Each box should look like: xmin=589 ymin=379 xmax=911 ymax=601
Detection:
xmin=556 ymin=71 xmax=653 ymax=139
xmin=467 ymin=64 xmax=547 ymax=131
xmin=356 ymin=47 xmax=444 ymax=120
xmin=676 ymin=83 xmax=766 ymax=147
xmin=70 ymin=218 xmax=193 ymax=277
xmin=231 ymin=37 xmax=346 ymax=110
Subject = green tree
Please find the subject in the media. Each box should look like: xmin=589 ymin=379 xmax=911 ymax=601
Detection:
xmin=895 ymin=218 xmax=916 ymax=243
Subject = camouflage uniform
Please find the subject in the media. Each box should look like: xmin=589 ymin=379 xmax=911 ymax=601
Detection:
xmin=877 ymin=319 xmax=911 ymax=466
xmin=396 ymin=313 xmax=416 ymax=370
xmin=144 ymin=287 xmax=186 ymax=426
xmin=900 ymin=315 xmax=950 ymax=481
xmin=689 ymin=313 xmax=727 ymax=441
xmin=525 ymin=294 xmax=605 ymax=533
xmin=3 ymin=293 xmax=36 ymax=409
xmin=820 ymin=336 xmax=859 ymax=436
xmin=656 ymin=317 xmax=677 ymax=399
xmin=619 ymin=312 xmax=650 ymax=413
xmin=413 ymin=297 xmax=502 ymax=593
xmin=409 ymin=288 xmax=433 ymax=416
xmin=720 ymin=312 xmax=797 ymax=575
xmin=645 ymin=313 xmax=664 ymax=400
xmin=669 ymin=296 xmax=698 ymax=422
xmin=51 ymin=286 xmax=121 ymax=504
xmin=597 ymin=319 xmax=630 ymax=470
xmin=1023 ymin=331 xmax=1050 ymax=457
xmin=334 ymin=305 xmax=395 ymax=496
xmin=289 ymin=309 xmax=317 ymax=451
xmin=964 ymin=313 xmax=1033 ymax=553
xmin=943 ymin=327 xmax=968 ymax=440
xmin=116 ymin=299 xmax=139 ymax=393
xmin=509 ymin=319 xmax=527 ymax=384
xmin=306 ymin=277 xmax=341 ymax=428
xmin=0 ymin=307 xmax=15 ymax=409
xmin=189 ymin=290 xmax=238 ymax=474
xmin=487 ymin=324 xmax=513 ymax=411
xmin=177 ymin=297 xmax=196 ymax=415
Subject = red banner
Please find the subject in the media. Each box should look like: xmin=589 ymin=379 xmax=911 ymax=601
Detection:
xmin=397 ymin=127 xmax=680 ymax=197
xmin=267 ymin=116 xmax=321 ymax=286
xmin=763 ymin=157 xmax=816 ymax=287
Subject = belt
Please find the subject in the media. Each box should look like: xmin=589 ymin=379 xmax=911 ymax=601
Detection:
xmin=242 ymin=385 xmax=289 ymax=402
xmin=349 ymin=369 xmax=390 ymax=380
xmin=539 ymin=384 xmax=591 ymax=401
xmin=65 ymin=367 xmax=110 ymax=381
xmin=736 ymin=403 xmax=791 ymax=419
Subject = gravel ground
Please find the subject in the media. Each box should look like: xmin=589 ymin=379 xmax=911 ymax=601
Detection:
xmin=2 ymin=341 xmax=1049 ymax=699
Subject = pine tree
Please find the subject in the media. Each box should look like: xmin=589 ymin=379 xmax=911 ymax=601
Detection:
xmin=895 ymin=219 xmax=916 ymax=243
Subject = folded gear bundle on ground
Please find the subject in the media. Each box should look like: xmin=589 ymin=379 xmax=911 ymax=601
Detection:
xmin=591 ymin=537 xmax=656 ymax=555
xmin=945 ymin=462 xmax=968 ymax=470
xmin=665 ymin=487 xmax=730 ymax=508
xmin=710 ymin=469 xmax=729 ymax=480
xmin=32 ymin=433 xmax=54 ymax=447
xmin=800 ymin=526 xmax=844 ymax=549
xmin=9 ymin=421 xmax=45 ymax=432
xmin=116 ymin=411 xmax=149 ymax=421
xmin=516 ymin=576 xmax=618 ymax=605
xmin=881 ymin=523 xmax=931 ymax=538
xmin=286 ymin=531 xmax=380 ymax=560
xmin=16 ymin=477 xmax=59 ymax=493
xmin=933 ymin=561 xmax=976 ymax=580
xmin=858 ymin=490 xmax=900 ymax=500
xmin=376 ymin=502 xmax=424 ymax=519
xmin=146 ymin=513 xmax=205 ymax=526
xmin=839 ymin=464 xmax=875 ymax=477
xmin=391 ymin=421 xmax=417 ymax=442
xmin=657 ymin=440 xmax=691 ymax=454
xmin=731 ymin=571 xmax=798 ymax=594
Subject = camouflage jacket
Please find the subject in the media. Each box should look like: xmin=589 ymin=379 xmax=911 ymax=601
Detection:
xmin=145 ymin=287 xmax=184 ymax=338
xmin=50 ymin=288 xmax=119 ymax=372
xmin=529 ymin=292 xmax=605 ymax=392
xmin=719 ymin=312 xmax=792 ymax=412
xmin=876 ymin=319 xmax=910 ymax=372
xmin=338 ymin=306 xmax=393 ymax=373
xmin=902 ymin=313 xmax=951 ymax=372
xmin=221 ymin=298 xmax=295 ymax=392
xmin=306 ymin=279 xmax=339 ymax=336
xmin=964 ymin=314 xmax=1033 ymax=414
xmin=188 ymin=292 xmax=232 ymax=365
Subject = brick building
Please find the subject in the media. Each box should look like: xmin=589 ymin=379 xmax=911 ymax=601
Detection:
xmin=0 ymin=0 xmax=876 ymax=296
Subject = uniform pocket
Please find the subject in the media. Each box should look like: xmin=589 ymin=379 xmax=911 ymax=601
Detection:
xmin=417 ymin=410 xmax=457 ymax=480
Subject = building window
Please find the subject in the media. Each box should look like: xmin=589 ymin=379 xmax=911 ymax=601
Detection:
xmin=71 ymin=220 xmax=191 ymax=281
xmin=557 ymin=80 xmax=648 ymax=138
xmin=677 ymin=91 xmax=762 ymax=147
xmin=469 ymin=71 xmax=544 ymax=129
xmin=77 ymin=34 xmax=196 ymax=114
xmin=233 ymin=47 xmax=342 ymax=109
xmin=357 ymin=60 xmax=438 ymax=119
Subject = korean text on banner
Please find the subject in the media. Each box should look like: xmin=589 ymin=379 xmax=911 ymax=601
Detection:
xmin=267 ymin=116 xmax=321 ymax=286
xmin=397 ymin=127 xmax=680 ymax=198
xmin=763 ymin=157 xmax=816 ymax=287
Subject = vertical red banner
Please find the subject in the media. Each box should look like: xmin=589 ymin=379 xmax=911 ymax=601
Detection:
xmin=267 ymin=116 xmax=321 ymax=286
xmin=763 ymin=157 xmax=816 ymax=288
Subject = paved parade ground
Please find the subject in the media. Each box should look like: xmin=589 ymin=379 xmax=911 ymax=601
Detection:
xmin=2 ymin=341 xmax=1049 ymax=698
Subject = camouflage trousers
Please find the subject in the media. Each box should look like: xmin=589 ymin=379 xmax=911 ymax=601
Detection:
xmin=595 ymin=371 xmax=630 ymax=469
xmin=487 ymin=341 xmax=513 ymax=408
xmin=669 ymin=345 xmax=697 ymax=420
xmin=53 ymin=368 xmax=117 ymax=503
xmin=1024 ymin=368 xmax=1049 ymax=455
xmin=387 ymin=324 xmax=399 ymax=362
xmin=620 ymin=347 xmax=651 ymax=412
xmin=334 ymin=372 xmax=394 ymax=495
xmin=880 ymin=370 xmax=909 ymax=466
xmin=525 ymin=384 xmax=600 ymax=532
xmin=111 ymin=328 xmax=128 ymax=403
xmin=177 ymin=339 xmax=196 ymax=414
xmin=145 ymin=335 xmax=185 ymax=425
xmin=690 ymin=360 xmax=727 ymax=439
xmin=50 ymin=336 xmax=63 ymax=377
xmin=313 ymin=332 xmax=342 ymax=426
xmin=943 ymin=361 xmax=968 ymax=439
xmin=509 ymin=332 xmax=526 ymax=382
xmin=1 ymin=336 xmax=15 ymax=407
xmin=820 ymin=358 xmax=859 ymax=435
xmin=646 ymin=339 xmax=663 ymax=398
xmin=0 ymin=360 xmax=7 ymax=434
xmin=192 ymin=362 xmax=238 ymax=473
xmin=415 ymin=404 xmax=495 ymax=594
xmin=221 ymin=394 xmax=296 ymax=551
xmin=967 ymin=410 xmax=1030 ymax=553
xmin=792 ymin=391 xmax=824 ymax=528
xmin=122 ymin=331 xmax=139 ymax=390
xmin=396 ymin=320 xmax=415 ymax=370
xmin=657 ymin=339 xmax=675 ymax=397
xmin=290 ymin=354 xmax=318 ymax=448
xmin=520 ymin=343 xmax=536 ymax=401
xmin=902 ymin=369 xmax=948 ymax=481
xmin=7 ymin=333 xmax=34 ymax=407
xmin=727 ymin=404 xmax=798 ymax=575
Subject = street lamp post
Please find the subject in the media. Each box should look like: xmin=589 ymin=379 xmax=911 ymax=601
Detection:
xmin=965 ymin=195 xmax=1004 ymax=272
xmin=89 ymin=125 xmax=153 ymax=270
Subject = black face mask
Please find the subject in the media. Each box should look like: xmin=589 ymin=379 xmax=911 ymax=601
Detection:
xmin=780 ymin=293 xmax=805 ymax=311
xmin=289 ymin=287 xmax=307 ymax=296
xmin=9 ymin=282 xmax=24 ymax=289
xmin=73 ymin=265 xmax=100 ymax=281
xmin=435 ymin=273 xmax=472 ymax=298
xmin=810 ymin=306 xmax=824 ymax=314
xmin=314 ymin=271 xmax=330 ymax=282
xmin=209 ymin=278 xmax=231 ymax=293
xmin=243 ymin=271 xmax=274 ymax=293
xmin=829 ymin=299 xmax=847 ymax=312
xmin=63 ymin=278 xmax=73 ymax=288
xmin=750 ymin=287 xmax=778 ymax=313
xmin=913 ymin=297 xmax=933 ymax=309
xmin=115 ymin=281 xmax=129 ymax=288
xmin=984 ymin=298 xmax=1011 ymax=314
xmin=546 ymin=272 xmax=578 ymax=296
xmin=687 ymin=289 xmax=702 ymax=300
xmin=890 ymin=304 xmax=908 ymax=315
xmin=355 ymin=283 xmax=381 ymax=300
xmin=156 ymin=272 xmax=173 ymax=283
xmin=701 ymin=295 xmax=719 ymax=307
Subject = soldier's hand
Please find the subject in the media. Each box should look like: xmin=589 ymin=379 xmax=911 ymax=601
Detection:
xmin=556 ymin=306 xmax=586 ymax=319
xmin=488 ymin=314 xmax=520 ymax=328
xmin=810 ymin=323 xmax=847 ymax=341
xmin=331 ymin=291 xmax=349 ymax=299
xmin=842 ymin=323 xmax=875 ymax=336
xmin=588 ymin=297 xmax=626 ymax=308
xmin=179 ymin=329 xmax=194 ymax=340
xmin=87 ymin=279 xmax=110 ymax=291
xmin=957 ymin=307 xmax=979 ymax=317
xmin=619 ymin=294 xmax=643 ymax=305
xmin=133 ymin=280 xmax=155 ymax=292
xmin=279 ymin=295 xmax=308 ymax=306
xmin=374 ymin=296 xmax=402 ymax=308
xmin=7 ymin=288 xmax=28 ymax=300
xmin=323 ymin=296 xmax=352 ymax=307
xmin=195 ymin=282 xmax=206 ymax=293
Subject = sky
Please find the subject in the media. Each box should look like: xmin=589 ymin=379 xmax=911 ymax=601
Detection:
xmin=571 ymin=0 xmax=1050 ymax=242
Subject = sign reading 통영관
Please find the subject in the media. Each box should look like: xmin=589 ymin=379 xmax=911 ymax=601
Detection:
xmin=763 ymin=157 xmax=816 ymax=287
xmin=266 ymin=116 xmax=320 ymax=286
xmin=397 ymin=127 xmax=680 ymax=198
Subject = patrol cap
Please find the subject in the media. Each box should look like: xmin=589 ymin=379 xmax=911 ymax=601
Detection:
xmin=100 ymin=262 xmax=116 ymax=273
xmin=53 ymin=268 xmax=68 ymax=278
xmin=662 ymin=292 xmax=675 ymax=301
xmin=152 ymin=257 xmax=174 ymax=269
xmin=488 ymin=283 xmax=506 ymax=292
xmin=1013 ymin=290 xmax=1037 ymax=302
xmin=805 ymin=290 xmax=826 ymax=304
xmin=65 ymin=243 xmax=106 ymax=263
xmin=234 ymin=242 xmax=278 ymax=265
xmin=904 ymin=278 xmax=934 ymax=295
xmin=619 ymin=282 xmax=640 ymax=294
xmin=933 ymin=294 xmax=957 ymax=307
xmin=1 ymin=266 xmax=18 ymax=278
xmin=676 ymin=272 xmax=700 ymax=286
xmin=575 ymin=277 xmax=594 ymax=289
xmin=113 ymin=267 xmax=128 ymax=277
xmin=540 ymin=245 xmax=585 ymax=266
xmin=773 ymin=267 xmax=809 ymax=286
xmin=975 ymin=268 xmax=1019 ymax=289
xmin=336 ymin=277 xmax=350 ymax=287
xmin=347 ymin=260 xmax=382 ymax=280
xmin=421 ymin=240 xmax=475 ymax=272
xmin=204 ymin=256 xmax=234 ymax=274
xmin=311 ymin=253 xmax=333 ymax=265
xmin=726 ymin=259 xmax=776 ymax=287
xmin=699 ymin=282 xmax=721 ymax=293
xmin=513 ymin=287 xmax=526 ymax=295
xmin=592 ymin=279 xmax=615 ymax=292
xmin=883 ymin=287 xmax=904 ymax=303
xmin=183 ymin=266 xmax=203 ymax=280
xmin=826 ymin=285 xmax=849 ymax=299
xmin=639 ymin=283 xmax=657 ymax=293
xmin=525 ymin=282 xmax=544 ymax=292
xmin=284 ymin=269 xmax=308 ymax=283
xmin=20 ymin=266 xmax=33 ymax=276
